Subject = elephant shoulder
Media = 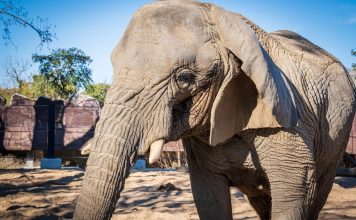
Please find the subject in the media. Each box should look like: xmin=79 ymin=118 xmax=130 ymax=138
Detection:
xmin=270 ymin=30 xmax=353 ymax=88
xmin=269 ymin=30 xmax=352 ymax=91
xmin=271 ymin=30 xmax=356 ymax=123
xmin=270 ymin=30 xmax=340 ymax=65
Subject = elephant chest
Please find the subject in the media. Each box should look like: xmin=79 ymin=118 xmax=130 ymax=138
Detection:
xmin=220 ymin=138 xmax=269 ymax=191
xmin=218 ymin=129 xmax=315 ymax=194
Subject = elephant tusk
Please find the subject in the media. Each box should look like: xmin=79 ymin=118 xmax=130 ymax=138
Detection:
xmin=149 ymin=139 xmax=165 ymax=164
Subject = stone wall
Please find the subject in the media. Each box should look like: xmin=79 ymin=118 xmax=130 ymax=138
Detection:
xmin=0 ymin=94 xmax=100 ymax=151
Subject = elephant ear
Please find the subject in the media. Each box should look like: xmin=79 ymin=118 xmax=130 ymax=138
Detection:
xmin=209 ymin=6 xmax=298 ymax=146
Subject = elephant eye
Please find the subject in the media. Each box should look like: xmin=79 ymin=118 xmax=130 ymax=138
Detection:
xmin=176 ymin=69 xmax=196 ymax=90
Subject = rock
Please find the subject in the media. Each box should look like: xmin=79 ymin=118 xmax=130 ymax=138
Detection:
xmin=157 ymin=182 xmax=181 ymax=192
xmin=10 ymin=94 xmax=35 ymax=106
xmin=69 ymin=93 xmax=100 ymax=108
xmin=0 ymin=96 xmax=6 ymax=107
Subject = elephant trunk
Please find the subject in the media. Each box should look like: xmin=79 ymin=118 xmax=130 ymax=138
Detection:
xmin=73 ymin=104 xmax=141 ymax=220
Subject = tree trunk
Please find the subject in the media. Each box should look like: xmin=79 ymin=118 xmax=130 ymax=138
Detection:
xmin=73 ymin=105 xmax=141 ymax=220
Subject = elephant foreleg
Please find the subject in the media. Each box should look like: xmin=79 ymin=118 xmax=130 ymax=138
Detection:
xmin=257 ymin=131 xmax=316 ymax=220
xmin=183 ymin=137 xmax=232 ymax=220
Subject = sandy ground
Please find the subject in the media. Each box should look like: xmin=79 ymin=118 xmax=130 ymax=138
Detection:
xmin=0 ymin=169 xmax=355 ymax=220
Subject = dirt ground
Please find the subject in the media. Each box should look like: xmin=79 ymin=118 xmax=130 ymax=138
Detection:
xmin=0 ymin=169 xmax=355 ymax=220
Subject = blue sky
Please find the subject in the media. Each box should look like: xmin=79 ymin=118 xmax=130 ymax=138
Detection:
xmin=1 ymin=0 xmax=356 ymax=85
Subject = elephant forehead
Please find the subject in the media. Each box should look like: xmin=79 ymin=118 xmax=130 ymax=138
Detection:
xmin=133 ymin=1 xmax=210 ymax=34
xmin=112 ymin=44 xmax=218 ymax=88
xmin=111 ymin=2 xmax=217 ymax=84
xmin=112 ymin=43 xmax=198 ymax=83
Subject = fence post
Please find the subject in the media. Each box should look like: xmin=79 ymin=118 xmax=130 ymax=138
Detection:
xmin=0 ymin=96 xmax=5 ymax=149
xmin=40 ymin=100 xmax=61 ymax=169
xmin=47 ymin=101 xmax=55 ymax=158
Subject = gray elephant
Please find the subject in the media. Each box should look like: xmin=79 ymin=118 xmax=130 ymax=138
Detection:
xmin=73 ymin=1 xmax=356 ymax=220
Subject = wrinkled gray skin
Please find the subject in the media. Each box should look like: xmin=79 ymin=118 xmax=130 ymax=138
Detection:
xmin=74 ymin=1 xmax=356 ymax=220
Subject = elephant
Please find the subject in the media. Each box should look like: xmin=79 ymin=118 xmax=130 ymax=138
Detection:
xmin=73 ymin=1 xmax=356 ymax=219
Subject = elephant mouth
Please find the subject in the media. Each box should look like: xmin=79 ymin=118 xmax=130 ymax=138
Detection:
xmin=148 ymin=139 xmax=166 ymax=164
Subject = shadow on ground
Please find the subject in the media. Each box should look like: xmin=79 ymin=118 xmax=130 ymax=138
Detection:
xmin=0 ymin=169 xmax=355 ymax=220
xmin=0 ymin=169 xmax=83 ymax=219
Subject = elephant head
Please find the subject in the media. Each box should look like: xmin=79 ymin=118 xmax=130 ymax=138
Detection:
xmin=74 ymin=1 xmax=297 ymax=219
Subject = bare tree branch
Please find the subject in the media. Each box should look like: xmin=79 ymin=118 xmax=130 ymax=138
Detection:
xmin=2 ymin=57 xmax=32 ymax=87
xmin=0 ymin=0 xmax=56 ymax=46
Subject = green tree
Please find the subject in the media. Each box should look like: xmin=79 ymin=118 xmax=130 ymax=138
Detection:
xmin=0 ymin=74 xmax=59 ymax=104
xmin=0 ymin=57 xmax=59 ymax=103
xmin=32 ymin=48 xmax=93 ymax=99
xmin=31 ymin=74 xmax=57 ymax=98
xmin=0 ymin=0 xmax=56 ymax=46
xmin=352 ymin=49 xmax=356 ymax=71
xmin=84 ymin=83 xmax=110 ymax=107
xmin=0 ymin=87 xmax=18 ymax=104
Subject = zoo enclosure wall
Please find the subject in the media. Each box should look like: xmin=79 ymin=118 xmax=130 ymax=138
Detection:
xmin=0 ymin=94 xmax=99 ymax=152
xmin=0 ymin=94 xmax=185 ymax=156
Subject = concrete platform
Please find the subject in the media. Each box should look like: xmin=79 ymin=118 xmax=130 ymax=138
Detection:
xmin=24 ymin=159 xmax=34 ymax=169
xmin=134 ymin=159 xmax=146 ymax=169
xmin=40 ymin=158 xmax=62 ymax=169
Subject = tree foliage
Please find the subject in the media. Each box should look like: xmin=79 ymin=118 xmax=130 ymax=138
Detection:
xmin=0 ymin=74 xmax=58 ymax=104
xmin=0 ymin=87 xmax=18 ymax=105
xmin=30 ymin=74 xmax=57 ymax=98
xmin=0 ymin=0 xmax=56 ymax=46
xmin=0 ymin=57 xmax=58 ymax=103
xmin=32 ymin=48 xmax=93 ymax=99
xmin=84 ymin=83 xmax=110 ymax=107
